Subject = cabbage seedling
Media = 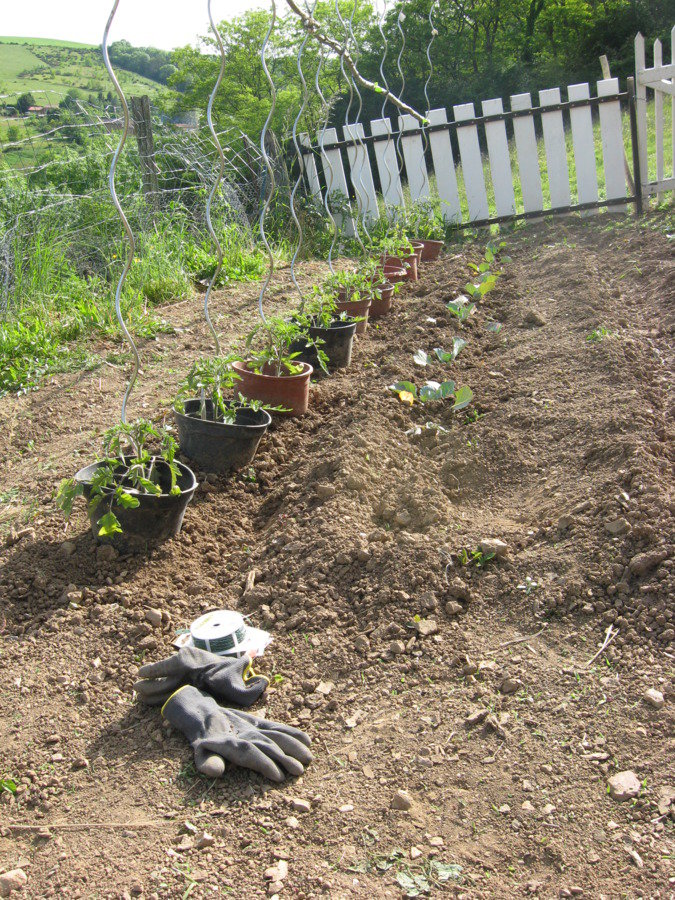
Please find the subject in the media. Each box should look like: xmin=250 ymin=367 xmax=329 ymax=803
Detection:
xmin=447 ymin=296 xmax=476 ymax=322
xmin=389 ymin=380 xmax=474 ymax=410
xmin=434 ymin=338 xmax=466 ymax=362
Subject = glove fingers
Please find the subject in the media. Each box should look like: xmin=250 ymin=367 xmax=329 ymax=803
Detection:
xmin=264 ymin=731 xmax=314 ymax=767
xmin=137 ymin=655 xmax=184 ymax=679
xmin=134 ymin=675 xmax=180 ymax=704
xmin=233 ymin=710 xmax=312 ymax=746
xmin=216 ymin=740 xmax=286 ymax=783
xmin=249 ymin=735 xmax=307 ymax=778
xmin=194 ymin=746 xmax=225 ymax=778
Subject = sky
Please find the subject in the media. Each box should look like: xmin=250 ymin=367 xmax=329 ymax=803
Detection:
xmin=1 ymin=0 xmax=269 ymax=50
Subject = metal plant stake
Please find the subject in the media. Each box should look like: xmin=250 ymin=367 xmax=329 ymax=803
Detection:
xmin=102 ymin=0 xmax=138 ymax=423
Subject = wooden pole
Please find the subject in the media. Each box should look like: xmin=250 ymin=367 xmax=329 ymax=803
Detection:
xmin=627 ymin=78 xmax=644 ymax=217
xmin=130 ymin=95 xmax=159 ymax=207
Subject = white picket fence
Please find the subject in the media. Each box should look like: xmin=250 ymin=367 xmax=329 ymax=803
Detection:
xmin=301 ymin=78 xmax=631 ymax=231
xmin=635 ymin=28 xmax=675 ymax=201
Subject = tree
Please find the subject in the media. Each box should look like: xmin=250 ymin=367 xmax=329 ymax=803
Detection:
xmin=16 ymin=93 xmax=36 ymax=114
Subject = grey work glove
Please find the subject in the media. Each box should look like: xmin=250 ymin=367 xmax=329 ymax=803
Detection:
xmin=162 ymin=685 xmax=312 ymax=782
xmin=134 ymin=647 xmax=268 ymax=707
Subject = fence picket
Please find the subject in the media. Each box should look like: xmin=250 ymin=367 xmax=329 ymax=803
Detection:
xmin=510 ymin=93 xmax=544 ymax=214
xmin=539 ymin=88 xmax=572 ymax=208
xmin=482 ymin=97 xmax=516 ymax=217
xmin=426 ymin=108 xmax=461 ymax=222
xmin=634 ymin=33 xmax=649 ymax=198
xmin=453 ymin=102 xmax=489 ymax=221
xmin=672 ymin=26 xmax=675 ymax=177
xmin=344 ymin=123 xmax=379 ymax=222
xmin=318 ymin=126 xmax=355 ymax=235
xmin=399 ymin=114 xmax=430 ymax=203
xmin=597 ymin=78 xmax=627 ymax=208
xmin=654 ymin=39 xmax=664 ymax=202
xmin=567 ymin=83 xmax=599 ymax=212
xmin=371 ymin=117 xmax=404 ymax=209
xmin=299 ymin=133 xmax=322 ymax=198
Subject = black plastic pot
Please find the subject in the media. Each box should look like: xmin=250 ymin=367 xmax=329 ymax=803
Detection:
xmin=74 ymin=456 xmax=196 ymax=548
xmin=174 ymin=399 xmax=271 ymax=474
xmin=291 ymin=318 xmax=358 ymax=370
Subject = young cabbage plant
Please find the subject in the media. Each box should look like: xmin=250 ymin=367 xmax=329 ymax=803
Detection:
xmin=388 ymin=380 xmax=474 ymax=410
xmin=56 ymin=419 xmax=181 ymax=537
xmin=447 ymin=296 xmax=476 ymax=323
xmin=434 ymin=338 xmax=467 ymax=363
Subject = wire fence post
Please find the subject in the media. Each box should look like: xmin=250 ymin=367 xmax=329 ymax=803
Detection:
xmin=627 ymin=77 xmax=644 ymax=218
xmin=130 ymin=95 xmax=159 ymax=208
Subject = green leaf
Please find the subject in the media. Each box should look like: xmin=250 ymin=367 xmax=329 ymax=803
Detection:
xmin=431 ymin=861 xmax=462 ymax=882
xmin=395 ymin=872 xmax=422 ymax=897
xmin=452 ymin=386 xmax=474 ymax=410
xmin=136 ymin=478 xmax=162 ymax=496
xmin=437 ymin=380 xmax=457 ymax=399
xmin=0 ymin=778 xmax=17 ymax=794
xmin=413 ymin=349 xmax=429 ymax=366
xmin=114 ymin=489 xmax=140 ymax=509
xmin=55 ymin=478 xmax=83 ymax=518
xmin=389 ymin=381 xmax=418 ymax=397
xmin=97 ymin=511 xmax=122 ymax=537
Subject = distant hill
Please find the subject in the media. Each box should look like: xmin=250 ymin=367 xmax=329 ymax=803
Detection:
xmin=0 ymin=36 xmax=166 ymax=104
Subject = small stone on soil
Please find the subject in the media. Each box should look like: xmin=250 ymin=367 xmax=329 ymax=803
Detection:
xmin=608 ymin=771 xmax=642 ymax=801
xmin=291 ymin=798 xmax=311 ymax=813
xmin=390 ymin=790 xmax=412 ymax=811
xmin=479 ymin=538 xmax=509 ymax=559
xmin=643 ymin=688 xmax=664 ymax=709
xmin=0 ymin=869 xmax=27 ymax=897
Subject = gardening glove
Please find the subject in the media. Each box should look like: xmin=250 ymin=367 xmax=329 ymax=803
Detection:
xmin=162 ymin=685 xmax=312 ymax=782
xmin=134 ymin=647 xmax=268 ymax=707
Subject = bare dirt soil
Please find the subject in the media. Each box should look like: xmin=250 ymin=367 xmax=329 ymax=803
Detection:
xmin=0 ymin=212 xmax=673 ymax=900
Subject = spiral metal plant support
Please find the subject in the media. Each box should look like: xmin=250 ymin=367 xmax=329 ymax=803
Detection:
xmin=257 ymin=0 xmax=278 ymax=325
xmin=336 ymin=0 xmax=365 ymax=255
xmin=377 ymin=0 xmax=395 ymax=216
xmin=347 ymin=0 xmax=375 ymax=252
xmin=420 ymin=1 xmax=439 ymax=194
xmin=395 ymin=9 xmax=407 ymax=216
xmin=203 ymin=0 xmax=227 ymax=356
xmin=317 ymin=49 xmax=338 ymax=275
xmin=290 ymin=0 xmax=318 ymax=309
xmin=102 ymin=0 xmax=139 ymax=424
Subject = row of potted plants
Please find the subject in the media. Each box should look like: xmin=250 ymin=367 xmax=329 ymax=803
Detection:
xmin=56 ymin=200 xmax=450 ymax=549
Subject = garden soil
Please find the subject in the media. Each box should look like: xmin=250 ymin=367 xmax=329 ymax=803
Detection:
xmin=0 ymin=213 xmax=673 ymax=899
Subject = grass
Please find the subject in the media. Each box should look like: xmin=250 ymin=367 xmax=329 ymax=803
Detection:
xmin=0 ymin=36 xmax=161 ymax=103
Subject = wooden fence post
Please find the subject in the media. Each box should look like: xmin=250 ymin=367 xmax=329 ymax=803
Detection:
xmin=634 ymin=33 xmax=649 ymax=201
xmin=130 ymin=95 xmax=159 ymax=207
xmin=627 ymin=78 xmax=644 ymax=216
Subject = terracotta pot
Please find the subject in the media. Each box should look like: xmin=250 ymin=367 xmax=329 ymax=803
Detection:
xmin=335 ymin=295 xmax=371 ymax=335
xmin=369 ymin=281 xmax=394 ymax=319
xmin=410 ymin=241 xmax=424 ymax=264
xmin=232 ymin=360 xmax=313 ymax=417
xmin=417 ymin=238 xmax=444 ymax=261
xmin=382 ymin=254 xmax=418 ymax=282
xmin=382 ymin=264 xmax=407 ymax=285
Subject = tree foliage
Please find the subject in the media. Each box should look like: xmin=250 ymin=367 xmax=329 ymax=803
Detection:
xmin=165 ymin=0 xmax=670 ymax=140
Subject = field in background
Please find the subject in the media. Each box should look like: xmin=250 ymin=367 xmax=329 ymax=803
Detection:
xmin=0 ymin=36 xmax=162 ymax=102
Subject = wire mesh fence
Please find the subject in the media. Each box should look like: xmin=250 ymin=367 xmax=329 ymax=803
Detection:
xmin=0 ymin=90 xmax=275 ymax=315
